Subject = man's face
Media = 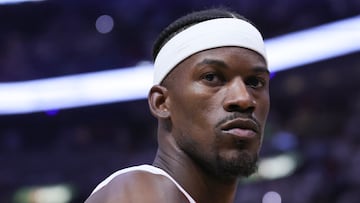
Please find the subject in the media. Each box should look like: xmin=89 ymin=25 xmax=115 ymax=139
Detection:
xmin=165 ymin=47 xmax=270 ymax=179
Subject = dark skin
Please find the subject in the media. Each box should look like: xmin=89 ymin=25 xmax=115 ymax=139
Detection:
xmin=85 ymin=47 xmax=270 ymax=203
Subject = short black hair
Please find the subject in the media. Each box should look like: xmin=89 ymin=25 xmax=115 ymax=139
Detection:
xmin=152 ymin=7 xmax=252 ymax=61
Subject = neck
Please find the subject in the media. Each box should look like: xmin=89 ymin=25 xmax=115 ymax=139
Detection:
xmin=153 ymin=133 xmax=239 ymax=203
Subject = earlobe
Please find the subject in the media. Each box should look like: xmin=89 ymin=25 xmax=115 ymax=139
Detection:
xmin=148 ymin=85 xmax=170 ymax=119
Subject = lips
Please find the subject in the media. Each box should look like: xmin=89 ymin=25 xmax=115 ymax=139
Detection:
xmin=220 ymin=118 xmax=260 ymax=139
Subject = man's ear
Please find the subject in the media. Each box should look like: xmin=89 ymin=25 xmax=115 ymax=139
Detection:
xmin=148 ymin=85 xmax=170 ymax=119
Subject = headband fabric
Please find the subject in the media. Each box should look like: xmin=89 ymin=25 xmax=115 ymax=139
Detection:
xmin=153 ymin=18 xmax=267 ymax=85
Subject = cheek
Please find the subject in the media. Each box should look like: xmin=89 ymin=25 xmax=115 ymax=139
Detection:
xmin=170 ymin=92 xmax=220 ymax=142
xmin=256 ymin=94 xmax=270 ymax=123
xmin=170 ymin=85 xmax=216 ymax=124
xmin=261 ymin=100 xmax=270 ymax=121
xmin=169 ymin=95 xmax=200 ymax=136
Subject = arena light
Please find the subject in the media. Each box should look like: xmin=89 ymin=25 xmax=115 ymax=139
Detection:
xmin=266 ymin=14 xmax=360 ymax=72
xmin=13 ymin=184 xmax=73 ymax=203
xmin=257 ymin=153 xmax=298 ymax=180
xmin=0 ymin=64 xmax=153 ymax=115
xmin=0 ymin=0 xmax=45 ymax=4
xmin=0 ymin=15 xmax=359 ymax=115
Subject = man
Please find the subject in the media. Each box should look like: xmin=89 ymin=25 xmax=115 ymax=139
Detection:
xmin=86 ymin=7 xmax=270 ymax=203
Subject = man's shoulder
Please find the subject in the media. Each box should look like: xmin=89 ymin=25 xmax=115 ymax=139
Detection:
xmin=85 ymin=166 xmax=189 ymax=203
xmin=109 ymin=168 xmax=172 ymax=190
xmin=107 ymin=165 xmax=176 ymax=192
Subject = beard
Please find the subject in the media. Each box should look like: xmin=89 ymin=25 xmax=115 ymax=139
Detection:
xmin=178 ymin=134 xmax=259 ymax=181
xmin=214 ymin=150 xmax=258 ymax=179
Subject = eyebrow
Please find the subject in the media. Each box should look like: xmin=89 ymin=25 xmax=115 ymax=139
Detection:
xmin=196 ymin=58 xmax=229 ymax=68
xmin=253 ymin=66 xmax=270 ymax=75
xmin=196 ymin=58 xmax=270 ymax=75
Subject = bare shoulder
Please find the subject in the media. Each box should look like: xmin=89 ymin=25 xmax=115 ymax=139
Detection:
xmin=85 ymin=170 xmax=189 ymax=203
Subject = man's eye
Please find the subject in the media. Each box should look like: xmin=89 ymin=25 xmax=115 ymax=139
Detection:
xmin=201 ymin=72 xmax=224 ymax=84
xmin=246 ymin=77 xmax=265 ymax=88
xmin=203 ymin=73 xmax=217 ymax=81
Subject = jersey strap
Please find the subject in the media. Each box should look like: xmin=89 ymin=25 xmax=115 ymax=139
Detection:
xmin=90 ymin=164 xmax=196 ymax=203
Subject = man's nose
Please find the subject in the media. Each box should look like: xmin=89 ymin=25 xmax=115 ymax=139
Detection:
xmin=223 ymin=79 xmax=255 ymax=113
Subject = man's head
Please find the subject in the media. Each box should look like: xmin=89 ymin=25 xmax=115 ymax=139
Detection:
xmin=149 ymin=8 xmax=270 ymax=180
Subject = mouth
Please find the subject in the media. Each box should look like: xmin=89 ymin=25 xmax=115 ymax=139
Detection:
xmin=220 ymin=118 xmax=260 ymax=140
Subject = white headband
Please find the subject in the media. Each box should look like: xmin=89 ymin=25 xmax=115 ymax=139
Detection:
xmin=153 ymin=18 xmax=267 ymax=85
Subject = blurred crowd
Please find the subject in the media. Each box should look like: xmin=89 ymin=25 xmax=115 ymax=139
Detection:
xmin=0 ymin=0 xmax=360 ymax=202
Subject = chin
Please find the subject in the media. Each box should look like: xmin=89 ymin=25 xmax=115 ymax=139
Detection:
xmin=216 ymin=150 xmax=259 ymax=179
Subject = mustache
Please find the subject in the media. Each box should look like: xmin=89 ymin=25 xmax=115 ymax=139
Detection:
xmin=215 ymin=112 xmax=261 ymax=131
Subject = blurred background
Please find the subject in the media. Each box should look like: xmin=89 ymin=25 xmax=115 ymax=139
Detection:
xmin=0 ymin=0 xmax=360 ymax=202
